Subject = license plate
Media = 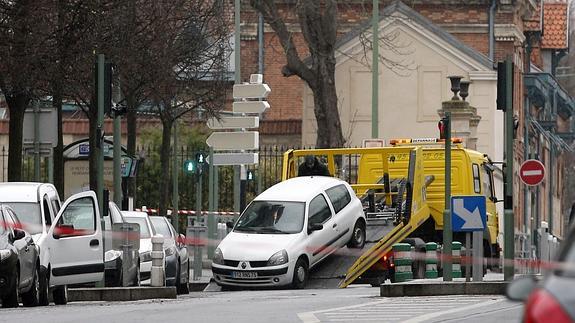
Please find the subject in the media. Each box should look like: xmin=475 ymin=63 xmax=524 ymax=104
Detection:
xmin=232 ymin=271 xmax=258 ymax=279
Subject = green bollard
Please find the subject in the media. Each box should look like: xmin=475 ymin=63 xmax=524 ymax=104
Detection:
xmin=452 ymin=241 xmax=462 ymax=278
xmin=393 ymin=243 xmax=413 ymax=282
xmin=425 ymin=242 xmax=439 ymax=278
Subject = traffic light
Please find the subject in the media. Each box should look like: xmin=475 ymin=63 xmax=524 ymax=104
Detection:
xmin=247 ymin=169 xmax=255 ymax=181
xmin=183 ymin=160 xmax=196 ymax=174
xmin=438 ymin=117 xmax=449 ymax=140
xmin=94 ymin=60 xmax=113 ymax=116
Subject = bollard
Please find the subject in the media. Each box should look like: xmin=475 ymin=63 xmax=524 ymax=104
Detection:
xmin=424 ymin=242 xmax=438 ymax=278
xmin=150 ymin=235 xmax=165 ymax=287
xmin=392 ymin=243 xmax=413 ymax=282
xmin=452 ymin=241 xmax=462 ymax=278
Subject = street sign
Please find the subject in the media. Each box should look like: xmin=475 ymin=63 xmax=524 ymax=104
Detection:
xmin=208 ymin=153 xmax=258 ymax=165
xmin=232 ymin=101 xmax=270 ymax=114
xmin=23 ymin=107 xmax=58 ymax=147
xmin=207 ymin=116 xmax=259 ymax=129
xmin=519 ymin=159 xmax=545 ymax=186
xmin=206 ymin=131 xmax=259 ymax=150
xmin=233 ymin=83 xmax=271 ymax=99
xmin=451 ymin=196 xmax=486 ymax=232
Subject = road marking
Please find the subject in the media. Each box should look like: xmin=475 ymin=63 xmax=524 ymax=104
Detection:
xmin=298 ymin=299 xmax=389 ymax=323
xmin=401 ymin=298 xmax=505 ymax=323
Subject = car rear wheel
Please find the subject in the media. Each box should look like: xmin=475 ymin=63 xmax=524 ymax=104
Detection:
xmin=291 ymin=258 xmax=308 ymax=289
xmin=38 ymin=267 xmax=49 ymax=306
xmin=177 ymin=262 xmax=190 ymax=295
xmin=22 ymin=266 xmax=40 ymax=307
xmin=2 ymin=270 xmax=19 ymax=308
xmin=347 ymin=220 xmax=366 ymax=249
xmin=53 ymin=285 xmax=67 ymax=305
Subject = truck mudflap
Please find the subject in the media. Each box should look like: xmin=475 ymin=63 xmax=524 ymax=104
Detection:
xmin=339 ymin=205 xmax=430 ymax=288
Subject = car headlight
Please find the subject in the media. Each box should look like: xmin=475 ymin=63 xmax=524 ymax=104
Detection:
xmin=141 ymin=251 xmax=152 ymax=262
xmin=213 ymin=248 xmax=224 ymax=265
xmin=164 ymin=247 xmax=176 ymax=257
xmin=267 ymin=250 xmax=288 ymax=266
xmin=0 ymin=249 xmax=11 ymax=262
xmin=105 ymin=250 xmax=122 ymax=262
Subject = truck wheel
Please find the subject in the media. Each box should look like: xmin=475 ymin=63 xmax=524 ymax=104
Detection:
xmin=38 ymin=267 xmax=49 ymax=306
xmin=413 ymin=257 xmax=426 ymax=279
xmin=22 ymin=266 xmax=40 ymax=307
xmin=347 ymin=220 xmax=366 ymax=249
xmin=291 ymin=257 xmax=308 ymax=289
xmin=2 ymin=270 xmax=19 ymax=308
xmin=53 ymin=285 xmax=68 ymax=305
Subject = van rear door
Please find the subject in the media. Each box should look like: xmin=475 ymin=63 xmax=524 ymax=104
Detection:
xmin=47 ymin=191 xmax=103 ymax=286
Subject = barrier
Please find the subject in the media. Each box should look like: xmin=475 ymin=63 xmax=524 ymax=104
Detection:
xmin=393 ymin=243 xmax=413 ymax=282
xmin=452 ymin=241 xmax=462 ymax=278
xmin=425 ymin=242 xmax=438 ymax=278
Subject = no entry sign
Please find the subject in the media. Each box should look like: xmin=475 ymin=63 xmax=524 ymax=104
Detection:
xmin=519 ymin=159 xmax=545 ymax=186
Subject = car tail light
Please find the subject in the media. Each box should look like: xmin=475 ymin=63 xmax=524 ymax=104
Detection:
xmin=524 ymin=289 xmax=571 ymax=323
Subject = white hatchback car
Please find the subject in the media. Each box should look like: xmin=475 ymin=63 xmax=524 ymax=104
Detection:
xmin=212 ymin=176 xmax=366 ymax=289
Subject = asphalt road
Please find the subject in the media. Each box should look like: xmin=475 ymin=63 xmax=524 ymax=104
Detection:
xmin=0 ymin=287 xmax=523 ymax=323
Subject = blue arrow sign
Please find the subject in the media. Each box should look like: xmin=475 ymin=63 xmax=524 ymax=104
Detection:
xmin=451 ymin=195 xmax=487 ymax=232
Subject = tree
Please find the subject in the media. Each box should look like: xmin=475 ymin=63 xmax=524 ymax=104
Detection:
xmin=250 ymin=0 xmax=344 ymax=148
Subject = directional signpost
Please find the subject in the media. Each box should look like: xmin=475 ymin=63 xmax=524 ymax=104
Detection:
xmin=451 ymin=195 xmax=487 ymax=282
xmin=519 ymin=159 xmax=545 ymax=186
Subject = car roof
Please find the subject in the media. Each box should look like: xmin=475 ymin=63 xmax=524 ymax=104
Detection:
xmin=121 ymin=211 xmax=150 ymax=218
xmin=0 ymin=182 xmax=47 ymax=202
xmin=254 ymin=176 xmax=348 ymax=202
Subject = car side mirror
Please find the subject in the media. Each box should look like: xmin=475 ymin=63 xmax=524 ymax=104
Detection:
xmin=12 ymin=228 xmax=26 ymax=241
xmin=308 ymin=223 xmax=323 ymax=234
xmin=506 ymin=276 xmax=537 ymax=302
xmin=177 ymin=234 xmax=186 ymax=246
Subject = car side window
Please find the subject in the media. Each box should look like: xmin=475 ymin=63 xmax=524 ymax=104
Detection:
xmin=308 ymin=194 xmax=332 ymax=225
xmin=326 ymin=184 xmax=352 ymax=214
xmin=43 ymin=198 xmax=52 ymax=226
xmin=56 ymin=197 xmax=96 ymax=236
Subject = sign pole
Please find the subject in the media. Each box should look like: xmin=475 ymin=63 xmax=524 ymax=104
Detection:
xmin=472 ymin=230 xmax=483 ymax=281
xmin=34 ymin=100 xmax=41 ymax=181
xmin=503 ymin=56 xmax=515 ymax=281
xmin=465 ymin=232 xmax=471 ymax=282
xmin=172 ymin=122 xmax=179 ymax=232
xmin=443 ymin=112 xmax=452 ymax=281
xmin=208 ymin=147 xmax=215 ymax=258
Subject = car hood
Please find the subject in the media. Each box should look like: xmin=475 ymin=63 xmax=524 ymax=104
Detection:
xmin=217 ymin=231 xmax=301 ymax=261
xmin=139 ymin=238 xmax=152 ymax=253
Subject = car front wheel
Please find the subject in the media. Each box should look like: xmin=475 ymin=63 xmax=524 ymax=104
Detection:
xmin=2 ymin=270 xmax=19 ymax=308
xmin=22 ymin=266 xmax=40 ymax=307
xmin=38 ymin=267 xmax=49 ymax=306
xmin=291 ymin=258 xmax=308 ymax=289
xmin=347 ymin=220 xmax=366 ymax=249
xmin=53 ymin=285 xmax=67 ymax=305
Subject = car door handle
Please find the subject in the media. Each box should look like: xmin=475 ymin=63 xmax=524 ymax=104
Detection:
xmin=332 ymin=223 xmax=337 ymax=228
xmin=24 ymin=246 xmax=29 ymax=252
xmin=89 ymin=239 xmax=99 ymax=247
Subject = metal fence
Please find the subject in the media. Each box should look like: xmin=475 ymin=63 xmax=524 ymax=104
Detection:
xmin=0 ymin=147 xmax=52 ymax=183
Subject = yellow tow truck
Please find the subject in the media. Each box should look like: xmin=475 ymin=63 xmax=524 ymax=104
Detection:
xmin=282 ymin=138 xmax=500 ymax=287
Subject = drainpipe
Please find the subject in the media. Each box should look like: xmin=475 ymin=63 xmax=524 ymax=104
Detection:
xmin=258 ymin=13 xmax=264 ymax=74
xmin=488 ymin=0 xmax=497 ymax=62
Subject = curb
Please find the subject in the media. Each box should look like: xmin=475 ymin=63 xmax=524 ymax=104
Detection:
xmin=68 ymin=287 xmax=177 ymax=302
xmin=379 ymin=281 xmax=508 ymax=297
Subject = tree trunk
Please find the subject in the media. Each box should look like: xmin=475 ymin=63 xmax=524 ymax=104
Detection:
xmin=53 ymin=87 xmax=64 ymax=196
xmin=311 ymin=58 xmax=344 ymax=148
xmin=158 ymin=118 xmax=173 ymax=216
xmin=6 ymin=94 xmax=29 ymax=181
xmin=126 ymin=94 xmax=137 ymax=202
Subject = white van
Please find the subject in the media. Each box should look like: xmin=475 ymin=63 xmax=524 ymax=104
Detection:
xmin=0 ymin=183 xmax=103 ymax=305
xmin=212 ymin=176 xmax=366 ymax=289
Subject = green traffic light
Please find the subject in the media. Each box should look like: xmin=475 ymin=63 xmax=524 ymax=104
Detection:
xmin=184 ymin=160 xmax=196 ymax=173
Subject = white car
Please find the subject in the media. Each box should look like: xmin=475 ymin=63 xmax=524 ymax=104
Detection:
xmin=122 ymin=211 xmax=156 ymax=282
xmin=212 ymin=176 xmax=366 ymax=289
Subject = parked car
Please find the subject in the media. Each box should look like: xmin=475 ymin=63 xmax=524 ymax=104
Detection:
xmin=149 ymin=216 xmax=190 ymax=294
xmin=122 ymin=211 xmax=156 ymax=282
xmin=212 ymin=176 xmax=366 ymax=289
xmin=506 ymin=221 xmax=575 ymax=322
xmin=103 ymin=202 xmax=140 ymax=287
xmin=0 ymin=183 xmax=104 ymax=305
xmin=0 ymin=205 xmax=40 ymax=307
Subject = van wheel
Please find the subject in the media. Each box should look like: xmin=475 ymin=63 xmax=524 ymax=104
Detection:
xmin=292 ymin=258 xmax=308 ymax=289
xmin=38 ymin=267 xmax=49 ymax=306
xmin=347 ymin=220 xmax=366 ymax=249
xmin=22 ymin=266 xmax=40 ymax=307
xmin=53 ymin=285 xmax=67 ymax=305
xmin=2 ymin=270 xmax=19 ymax=308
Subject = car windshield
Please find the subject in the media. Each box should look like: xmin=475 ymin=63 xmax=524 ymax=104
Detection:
xmin=234 ymin=201 xmax=305 ymax=234
xmin=124 ymin=217 xmax=151 ymax=239
xmin=150 ymin=217 xmax=172 ymax=239
xmin=5 ymin=202 xmax=42 ymax=234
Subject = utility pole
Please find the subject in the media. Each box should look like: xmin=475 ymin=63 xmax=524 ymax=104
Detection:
xmin=503 ymin=56 xmax=515 ymax=280
xmin=233 ymin=0 xmax=241 ymax=215
xmin=172 ymin=122 xmax=179 ymax=233
xmin=371 ymin=0 xmax=379 ymax=139
xmin=113 ymin=76 xmax=122 ymax=206
xmin=96 ymin=54 xmax=105 ymax=217
xmin=442 ymin=112 xmax=452 ymax=281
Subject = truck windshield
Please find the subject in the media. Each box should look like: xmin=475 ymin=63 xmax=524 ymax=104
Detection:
xmin=234 ymin=201 xmax=305 ymax=234
xmin=5 ymin=202 xmax=42 ymax=234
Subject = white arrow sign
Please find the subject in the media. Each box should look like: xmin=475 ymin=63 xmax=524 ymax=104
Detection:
xmin=206 ymin=131 xmax=259 ymax=150
xmin=233 ymin=83 xmax=271 ymax=99
xmin=453 ymin=199 xmax=484 ymax=230
xmin=207 ymin=116 xmax=259 ymax=129
xmin=233 ymin=101 xmax=270 ymax=114
xmin=208 ymin=153 xmax=259 ymax=165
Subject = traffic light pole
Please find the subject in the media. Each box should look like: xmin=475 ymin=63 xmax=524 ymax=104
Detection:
xmin=442 ymin=112 xmax=452 ymax=281
xmin=96 ymin=54 xmax=105 ymax=219
xmin=503 ymin=56 xmax=515 ymax=280
xmin=172 ymin=122 xmax=179 ymax=233
xmin=208 ymin=147 xmax=215 ymax=258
